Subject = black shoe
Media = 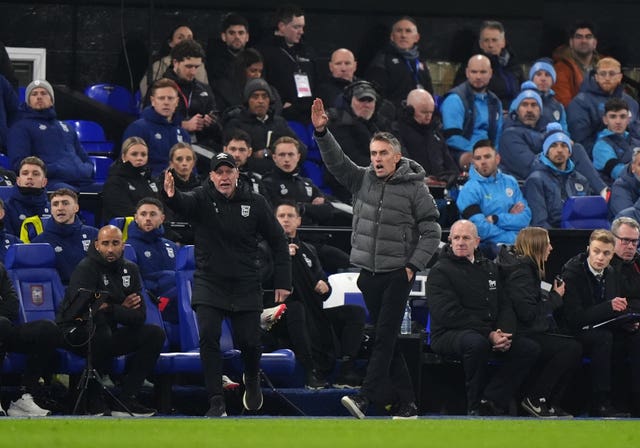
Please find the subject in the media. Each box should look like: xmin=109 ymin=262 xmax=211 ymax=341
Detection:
xmin=521 ymin=397 xmax=556 ymax=418
xmin=590 ymin=402 xmax=630 ymax=418
xmin=477 ymin=399 xmax=505 ymax=416
xmin=242 ymin=374 xmax=263 ymax=411
xmin=341 ymin=394 xmax=368 ymax=419
xmin=333 ymin=365 xmax=362 ymax=389
xmin=392 ymin=402 xmax=418 ymax=419
xmin=205 ymin=395 xmax=226 ymax=417
xmin=87 ymin=392 xmax=110 ymax=417
xmin=548 ymin=405 xmax=573 ymax=418
xmin=305 ymin=370 xmax=327 ymax=390
xmin=111 ymin=396 xmax=156 ymax=417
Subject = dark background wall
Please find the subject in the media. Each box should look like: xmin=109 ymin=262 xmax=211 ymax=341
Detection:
xmin=0 ymin=0 xmax=638 ymax=92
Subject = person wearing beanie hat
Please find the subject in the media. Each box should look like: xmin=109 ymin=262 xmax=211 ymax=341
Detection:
xmin=25 ymin=79 xmax=55 ymax=105
xmin=523 ymin=122 xmax=593 ymax=228
xmin=500 ymin=92 xmax=606 ymax=201
xmin=163 ymin=136 xmax=292 ymax=417
xmin=7 ymin=79 xmax=101 ymax=192
xmin=528 ymin=59 xmax=568 ymax=133
xmin=509 ymin=88 xmax=543 ymax=117
xmin=224 ymin=77 xmax=306 ymax=175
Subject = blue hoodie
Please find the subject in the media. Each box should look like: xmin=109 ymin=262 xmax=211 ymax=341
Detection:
xmin=4 ymin=186 xmax=50 ymax=236
xmin=592 ymin=129 xmax=640 ymax=182
xmin=7 ymin=105 xmax=94 ymax=186
xmin=567 ymin=74 xmax=640 ymax=155
xmin=609 ymin=164 xmax=640 ymax=221
xmin=122 ymin=106 xmax=190 ymax=176
xmin=31 ymin=216 xmax=99 ymax=283
xmin=523 ymin=156 xmax=592 ymax=228
xmin=456 ymin=166 xmax=531 ymax=244
xmin=126 ymin=221 xmax=177 ymax=295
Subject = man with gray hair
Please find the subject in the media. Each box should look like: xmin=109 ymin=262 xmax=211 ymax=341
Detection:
xmin=312 ymin=98 xmax=441 ymax=419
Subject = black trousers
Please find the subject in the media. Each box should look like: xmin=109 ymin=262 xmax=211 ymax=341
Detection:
xmin=432 ymin=329 xmax=540 ymax=412
xmin=196 ymin=304 xmax=261 ymax=399
xmin=0 ymin=317 xmax=60 ymax=391
xmin=325 ymin=304 xmax=366 ymax=359
xmin=270 ymin=300 xmax=315 ymax=372
xmin=63 ymin=320 xmax=165 ymax=398
xmin=578 ymin=328 xmax=640 ymax=395
xmin=524 ymin=333 xmax=582 ymax=403
xmin=357 ymin=268 xmax=415 ymax=407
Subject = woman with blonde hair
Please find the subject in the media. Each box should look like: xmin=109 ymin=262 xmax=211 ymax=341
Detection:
xmin=497 ymin=226 xmax=582 ymax=418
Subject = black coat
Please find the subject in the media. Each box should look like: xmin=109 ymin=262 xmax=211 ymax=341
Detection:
xmin=102 ymin=161 xmax=162 ymax=222
xmin=0 ymin=263 xmax=18 ymax=322
xmin=58 ymin=245 xmax=145 ymax=330
xmin=395 ymin=113 xmax=458 ymax=180
xmin=164 ymin=179 xmax=291 ymax=311
xmin=427 ymin=245 xmax=514 ymax=342
xmin=561 ymin=252 xmax=620 ymax=333
xmin=496 ymin=246 xmax=563 ymax=335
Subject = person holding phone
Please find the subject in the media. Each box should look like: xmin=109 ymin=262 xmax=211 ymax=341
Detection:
xmin=497 ymin=227 xmax=582 ymax=418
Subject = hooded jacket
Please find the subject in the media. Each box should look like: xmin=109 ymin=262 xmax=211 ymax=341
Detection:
xmin=456 ymin=166 xmax=531 ymax=244
xmin=496 ymin=245 xmax=563 ymax=334
xmin=163 ymin=179 xmax=291 ymax=311
xmin=31 ymin=217 xmax=99 ymax=283
xmin=560 ymin=252 xmax=619 ymax=333
xmin=57 ymin=244 xmax=146 ymax=329
xmin=4 ymin=186 xmax=50 ymax=237
xmin=523 ymin=156 xmax=591 ymax=228
xmin=122 ymin=106 xmax=190 ymax=176
xmin=609 ymin=164 xmax=640 ymax=220
xmin=7 ymin=105 xmax=94 ymax=184
xmin=552 ymin=44 xmax=601 ymax=107
xmin=314 ymin=129 xmax=441 ymax=272
xmin=102 ymin=160 xmax=162 ymax=223
xmin=427 ymin=245 xmax=513 ymax=342
xmin=498 ymin=117 xmax=546 ymax=180
xmin=592 ymin=129 xmax=640 ymax=182
xmin=566 ymin=73 xmax=640 ymax=155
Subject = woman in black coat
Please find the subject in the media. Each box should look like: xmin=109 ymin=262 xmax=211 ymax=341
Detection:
xmin=497 ymin=226 xmax=582 ymax=418
xmin=102 ymin=136 xmax=162 ymax=223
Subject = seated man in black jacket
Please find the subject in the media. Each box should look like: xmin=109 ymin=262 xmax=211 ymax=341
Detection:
xmin=58 ymin=225 xmax=165 ymax=417
xmin=561 ymin=227 xmax=639 ymax=417
xmin=426 ymin=219 xmax=539 ymax=415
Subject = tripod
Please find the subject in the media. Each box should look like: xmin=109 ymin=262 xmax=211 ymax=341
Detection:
xmin=72 ymin=302 xmax=132 ymax=416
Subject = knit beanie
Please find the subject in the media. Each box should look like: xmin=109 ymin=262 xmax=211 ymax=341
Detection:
xmin=243 ymin=78 xmax=272 ymax=103
xmin=25 ymin=79 xmax=54 ymax=104
xmin=542 ymin=122 xmax=572 ymax=156
xmin=529 ymin=59 xmax=557 ymax=84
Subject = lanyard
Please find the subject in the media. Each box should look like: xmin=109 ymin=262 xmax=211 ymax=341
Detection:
xmin=405 ymin=58 xmax=422 ymax=86
xmin=175 ymin=84 xmax=192 ymax=110
xmin=280 ymin=47 xmax=302 ymax=72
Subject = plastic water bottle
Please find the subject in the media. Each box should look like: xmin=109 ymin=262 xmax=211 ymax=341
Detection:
xmin=401 ymin=301 xmax=412 ymax=335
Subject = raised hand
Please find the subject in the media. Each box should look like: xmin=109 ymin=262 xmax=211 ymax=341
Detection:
xmin=311 ymin=98 xmax=329 ymax=132
xmin=164 ymin=170 xmax=175 ymax=197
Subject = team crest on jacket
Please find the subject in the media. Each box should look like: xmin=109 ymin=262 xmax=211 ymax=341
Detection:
xmin=241 ymin=205 xmax=251 ymax=217
xmin=505 ymin=187 xmax=513 ymax=197
xmin=553 ymin=110 xmax=560 ymax=121
xmin=305 ymin=185 xmax=313 ymax=197
xmin=154 ymin=133 xmax=162 ymax=140
xmin=488 ymin=279 xmax=497 ymax=290
xmin=574 ymin=183 xmax=584 ymax=192
xmin=102 ymin=274 xmax=109 ymax=286
xmin=39 ymin=124 xmax=47 ymax=130
xmin=122 ymin=275 xmax=130 ymax=287
xmin=279 ymin=184 xmax=288 ymax=195
xmin=303 ymin=252 xmax=313 ymax=268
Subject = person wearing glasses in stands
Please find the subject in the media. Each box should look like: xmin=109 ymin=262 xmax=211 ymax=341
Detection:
xmin=567 ymin=57 xmax=640 ymax=155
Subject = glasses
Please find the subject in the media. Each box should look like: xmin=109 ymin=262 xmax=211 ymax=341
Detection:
xmin=596 ymin=71 xmax=621 ymax=78
xmin=613 ymin=233 xmax=640 ymax=246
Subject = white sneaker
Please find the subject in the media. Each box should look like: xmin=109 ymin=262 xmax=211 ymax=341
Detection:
xmin=8 ymin=393 xmax=51 ymax=417
xmin=260 ymin=304 xmax=287 ymax=331
xmin=222 ymin=375 xmax=240 ymax=391
xmin=0 ymin=400 xmax=6 ymax=416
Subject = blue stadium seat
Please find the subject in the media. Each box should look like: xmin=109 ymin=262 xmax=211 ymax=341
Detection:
xmin=108 ymin=216 xmax=134 ymax=242
xmin=0 ymin=153 xmax=10 ymax=169
xmin=561 ymin=196 xmax=610 ymax=230
xmin=89 ymin=155 xmax=112 ymax=184
xmin=0 ymin=185 xmax=13 ymax=204
xmin=65 ymin=120 xmax=114 ymax=156
xmin=84 ymin=83 xmax=139 ymax=117
xmin=18 ymin=86 xmax=25 ymax=104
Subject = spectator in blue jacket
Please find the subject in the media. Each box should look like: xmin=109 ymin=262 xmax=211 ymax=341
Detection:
xmin=441 ymin=54 xmax=503 ymax=171
xmin=500 ymin=88 xmax=606 ymax=196
xmin=31 ymin=188 xmax=98 ymax=283
xmin=0 ymin=199 xmax=20 ymax=260
xmin=5 ymin=157 xmax=50 ymax=237
xmin=524 ymin=124 xmax=593 ymax=228
xmin=7 ymin=80 xmax=98 ymax=192
xmin=0 ymin=72 xmax=18 ymax=151
xmin=456 ymin=140 xmax=530 ymax=256
xmin=567 ymin=57 xmax=640 ymax=156
xmin=592 ymin=98 xmax=640 ymax=184
xmin=609 ymin=149 xmax=640 ymax=221
xmin=527 ymin=60 xmax=568 ymax=132
xmin=122 ymin=78 xmax=190 ymax=176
